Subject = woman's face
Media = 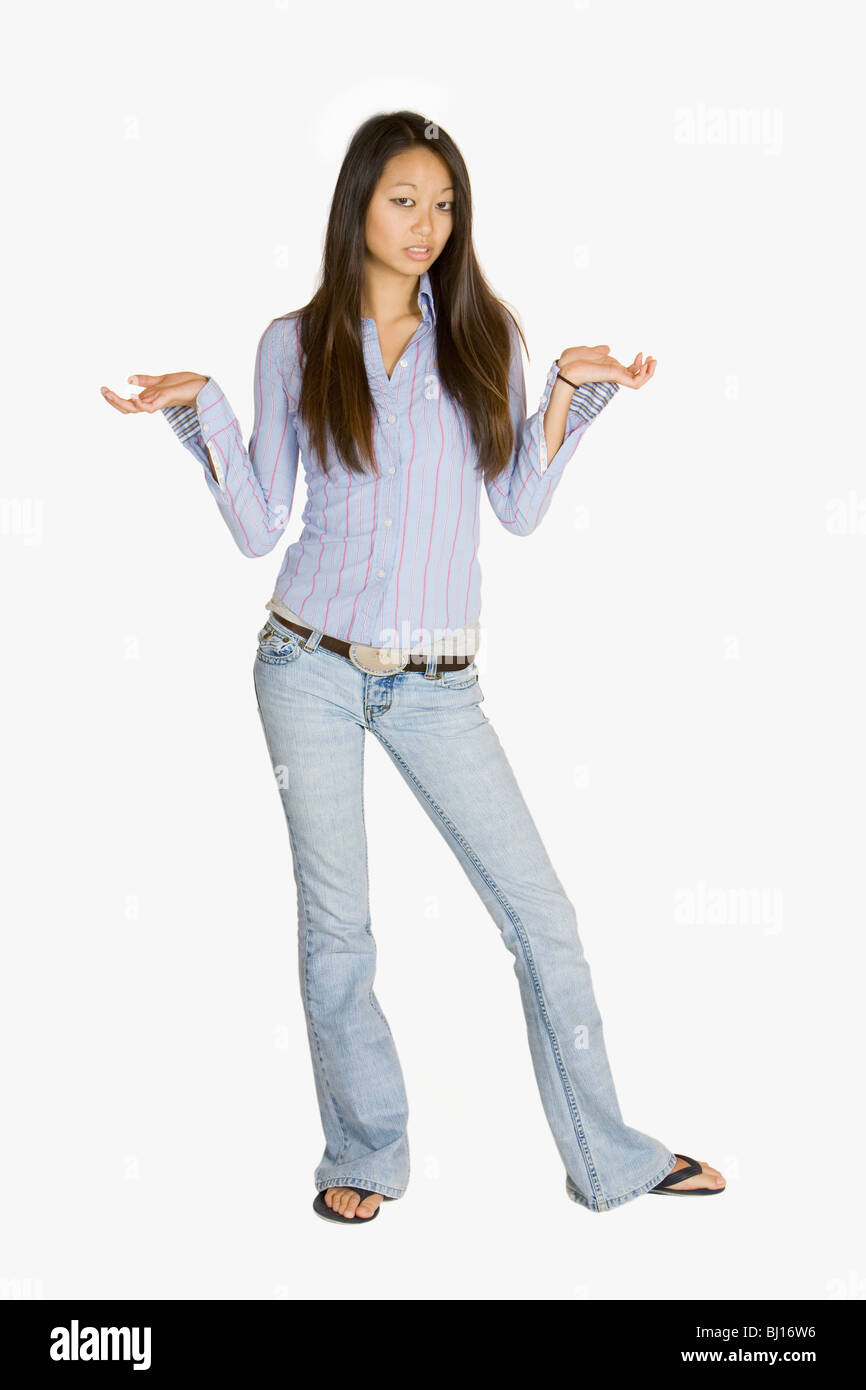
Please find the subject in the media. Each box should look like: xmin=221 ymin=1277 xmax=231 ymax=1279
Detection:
xmin=364 ymin=147 xmax=454 ymax=282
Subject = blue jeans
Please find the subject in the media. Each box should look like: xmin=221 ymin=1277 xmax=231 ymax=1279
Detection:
xmin=252 ymin=612 xmax=676 ymax=1212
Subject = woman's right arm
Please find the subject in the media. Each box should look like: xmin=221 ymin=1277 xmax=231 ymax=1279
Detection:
xmin=103 ymin=317 xmax=301 ymax=558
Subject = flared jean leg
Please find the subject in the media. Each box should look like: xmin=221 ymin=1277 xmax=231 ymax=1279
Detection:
xmin=366 ymin=672 xmax=677 ymax=1212
xmin=252 ymin=646 xmax=410 ymax=1200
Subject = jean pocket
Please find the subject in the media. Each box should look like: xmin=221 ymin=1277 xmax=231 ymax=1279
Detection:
xmin=439 ymin=661 xmax=479 ymax=690
xmin=255 ymin=620 xmax=303 ymax=666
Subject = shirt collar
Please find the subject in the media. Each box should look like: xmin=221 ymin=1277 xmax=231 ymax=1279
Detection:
xmin=417 ymin=269 xmax=436 ymax=325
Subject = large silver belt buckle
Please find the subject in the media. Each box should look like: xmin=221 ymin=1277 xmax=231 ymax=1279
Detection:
xmin=347 ymin=641 xmax=409 ymax=675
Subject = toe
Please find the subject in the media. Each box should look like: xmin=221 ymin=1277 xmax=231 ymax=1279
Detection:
xmin=695 ymin=1161 xmax=726 ymax=1190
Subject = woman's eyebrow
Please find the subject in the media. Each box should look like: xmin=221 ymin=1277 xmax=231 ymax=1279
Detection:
xmin=388 ymin=181 xmax=454 ymax=191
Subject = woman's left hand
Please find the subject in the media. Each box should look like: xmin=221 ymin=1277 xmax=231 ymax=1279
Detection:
xmin=556 ymin=344 xmax=657 ymax=390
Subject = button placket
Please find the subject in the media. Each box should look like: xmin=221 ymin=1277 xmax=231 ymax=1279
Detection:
xmin=364 ymin=310 xmax=431 ymax=619
xmin=377 ymin=498 xmax=395 ymax=589
xmin=377 ymin=410 xmax=399 ymax=591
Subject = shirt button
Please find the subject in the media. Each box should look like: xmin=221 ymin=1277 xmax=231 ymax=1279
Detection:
xmin=377 ymin=569 xmax=385 ymax=579
xmin=388 ymin=466 xmax=395 ymax=474
xmin=400 ymin=359 xmax=407 ymax=368
xmin=384 ymin=517 xmax=392 ymax=525
xmin=387 ymin=414 xmax=395 ymax=423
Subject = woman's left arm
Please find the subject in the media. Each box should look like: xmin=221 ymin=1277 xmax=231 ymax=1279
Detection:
xmin=484 ymin=322 xmax=656 ymax=537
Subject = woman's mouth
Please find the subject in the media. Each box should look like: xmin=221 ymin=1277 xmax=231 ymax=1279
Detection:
xmin=404 ymin=247 xmax=432 ymax=260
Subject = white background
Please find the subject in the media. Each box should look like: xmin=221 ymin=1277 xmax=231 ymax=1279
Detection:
xmin=2 ymin=0 xmax=863 ymax=1300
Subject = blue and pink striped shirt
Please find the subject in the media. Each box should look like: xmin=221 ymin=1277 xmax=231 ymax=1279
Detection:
xmin=163 ymin=270 xmax=618 ymax=656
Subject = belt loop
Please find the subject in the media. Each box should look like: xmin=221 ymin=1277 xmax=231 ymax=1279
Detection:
xmin=302 ymin=627 xmax=324 ymax=653
xmin=424 ymin=650 xmax=439 ymax=680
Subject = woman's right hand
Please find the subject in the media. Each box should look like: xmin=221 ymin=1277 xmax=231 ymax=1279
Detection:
xmin=100 ymin=372 xmax=209 ymax=414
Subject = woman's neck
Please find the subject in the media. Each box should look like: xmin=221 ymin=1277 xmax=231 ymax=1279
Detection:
xmin=360 ymin=267 xmax=421 ymax=324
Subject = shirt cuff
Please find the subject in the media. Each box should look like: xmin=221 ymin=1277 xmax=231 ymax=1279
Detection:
xmin=567 ymin=379 xmax=620 ymax=421
xmin=161 ymin=403 xmax=200 ymax=441
xmin=161 ymin=378 xmax=230 ymax=490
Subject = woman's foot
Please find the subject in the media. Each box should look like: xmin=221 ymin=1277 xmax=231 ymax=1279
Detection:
xmin=323 ymin=1186 xmax=384 ymax=1219
xmin=655 ymin=1155 xmax=726 ymax=1192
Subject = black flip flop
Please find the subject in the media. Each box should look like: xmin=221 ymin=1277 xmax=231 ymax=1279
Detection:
xmin=648 ymin=1152 xmax=725 ymax=1196
xmin=312 ymin=1187 xmax=395 ymax=1223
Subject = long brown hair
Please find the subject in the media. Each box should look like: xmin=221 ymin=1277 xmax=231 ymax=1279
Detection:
xmin=291 ymin=110 xmax=528 ymax=486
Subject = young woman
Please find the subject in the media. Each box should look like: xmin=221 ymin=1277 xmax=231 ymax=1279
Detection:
xmin=102 ymin=110 xmax=725 ymax=1223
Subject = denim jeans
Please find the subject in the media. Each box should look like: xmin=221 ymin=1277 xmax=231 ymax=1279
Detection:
xmin=252 ymin=612 xmax=677 ymax=1212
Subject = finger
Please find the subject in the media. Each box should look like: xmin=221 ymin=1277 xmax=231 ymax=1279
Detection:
xmin=628 ymin=357 xmax=656 ymax=388
xmin=110 ymin=386 xmax=155 ymax=413
xmin=101 ymin=386 xmax=142 ymax=414
xmin=120 ymin=382 xmax=163 ymax=411
xmin=619 ymin=363 xmax=649 ymax=388
xmin=128 ymin=375 xmax=160 ymax=386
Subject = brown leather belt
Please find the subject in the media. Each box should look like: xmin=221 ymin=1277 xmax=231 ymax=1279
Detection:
xmin=267 ymin=614 xmax=475 ymax=680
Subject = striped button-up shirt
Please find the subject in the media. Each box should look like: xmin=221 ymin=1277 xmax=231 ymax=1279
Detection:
xmin=162 ymin=270 xmax=618 ymax=655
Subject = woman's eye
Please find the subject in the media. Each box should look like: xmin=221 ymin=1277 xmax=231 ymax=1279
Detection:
xmin=391 ymin=197 xmax=453 ymax=212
